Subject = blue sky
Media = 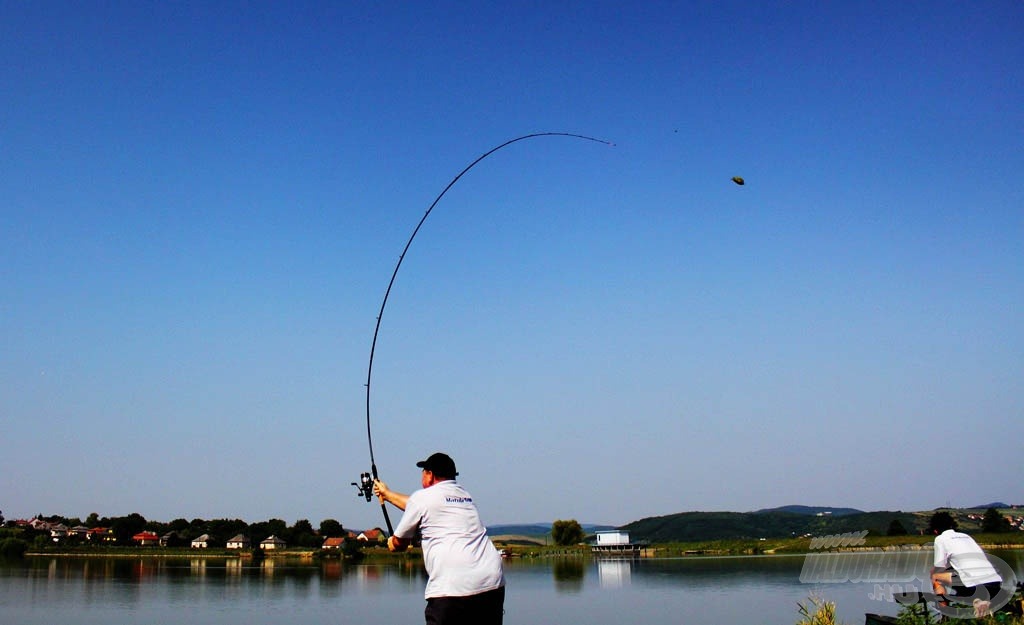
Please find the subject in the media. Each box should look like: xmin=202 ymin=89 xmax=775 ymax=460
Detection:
xmin=2 ymin=2 xmax=1021 ymax=529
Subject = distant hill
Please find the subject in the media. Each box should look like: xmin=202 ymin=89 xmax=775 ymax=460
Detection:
xmin=755 ymin=505 xmax=863 ymax=516
xmin=489 ymin=505 xmax=1021 ymax=545
xmin=622 ymin=510 xmax=922 ymax=543
xmin=487 ymin=523 xmax=550 ymax=537
xmin=487 ymin=523 xmax=616 ymax=537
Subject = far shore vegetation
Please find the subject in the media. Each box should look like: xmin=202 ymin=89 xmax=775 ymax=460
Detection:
xmin=2 ymin=506 xmax=1022 ymax=561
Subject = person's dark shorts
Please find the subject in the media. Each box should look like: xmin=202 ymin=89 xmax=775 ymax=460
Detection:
xmin=949 ymin=578 xmax=1003 ymax=602
xmin=425 ymin=586 xmax=505 ymax=625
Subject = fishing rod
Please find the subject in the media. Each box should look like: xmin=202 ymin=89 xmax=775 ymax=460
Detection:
xmin=354 ymin=132 xmax=614 ymax=535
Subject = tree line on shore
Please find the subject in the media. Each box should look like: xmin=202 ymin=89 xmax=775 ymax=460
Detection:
xmin=0 ymin=510 xmax=352 ymax=552
xmin=0 ymin=509 xmax=590 ymax=557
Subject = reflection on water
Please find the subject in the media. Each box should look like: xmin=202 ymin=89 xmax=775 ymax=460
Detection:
xmin=552 ymin=557 xmax=585 ymax=593
xmin=596 ymin=558 xmax=631 ymax=588
xmin=5 ymin=555 xmax=431 ymax=585
xmin=1 ymin=551 xmax=1020 ymax=625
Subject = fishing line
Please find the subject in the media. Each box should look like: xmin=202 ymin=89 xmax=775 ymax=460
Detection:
xmin=358 ymin=132 xmax=613 ymax=535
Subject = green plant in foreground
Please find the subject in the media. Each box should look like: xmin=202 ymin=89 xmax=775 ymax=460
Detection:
xmin=893 ymin=601 xmax=931 ymax=625
xmin=796 ymin=595 xmax=844 ymax=625
xmin=893 ymin=588 xmax=1024 ymax=625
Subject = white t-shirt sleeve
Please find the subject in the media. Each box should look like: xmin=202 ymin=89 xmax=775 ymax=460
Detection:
xmin=933 ymin=536 xmax=950 ymax=569
xmin=393 ymin=491 xmax=425 ymax=540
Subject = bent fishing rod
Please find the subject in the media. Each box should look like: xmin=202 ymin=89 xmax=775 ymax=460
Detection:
xmin=353 ymin=132 xmax=613 ymax=535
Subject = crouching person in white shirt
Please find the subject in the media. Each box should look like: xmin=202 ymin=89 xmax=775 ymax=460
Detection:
xmin=929 ymin=512 xmax=1003 ymax=617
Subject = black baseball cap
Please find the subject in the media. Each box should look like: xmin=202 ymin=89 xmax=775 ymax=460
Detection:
xmin=416 ymin=452 xmax=458 ymax=478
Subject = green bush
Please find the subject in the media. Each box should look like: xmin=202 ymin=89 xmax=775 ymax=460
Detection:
xmin=0 ymin=538 xmax=28 ymax=559
xmin=341 ymin=539 xmax=364 ymax=560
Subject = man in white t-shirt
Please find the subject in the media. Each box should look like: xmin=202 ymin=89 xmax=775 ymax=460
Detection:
xmin=374 ymin=452 xmax=505 ymax=625
xmin=929 ymin=512 xmax=1002 ymax=615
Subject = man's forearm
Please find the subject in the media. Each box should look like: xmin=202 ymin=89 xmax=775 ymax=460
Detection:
xmin=382 ymin=490 xmax=408 ymax=510
xmin=931 ymin=569 xmax=952 ymax=595
xmin=373 ymin=480 xmax=409 ymax=510
xmin=388 ymin=535 xmax=409 ymax=552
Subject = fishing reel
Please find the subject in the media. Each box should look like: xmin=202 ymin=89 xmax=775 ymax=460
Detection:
xmin=352 ymin=469 xmax=395 ymax=535
xmin=352 ymin=472 xmax=374 ymax=502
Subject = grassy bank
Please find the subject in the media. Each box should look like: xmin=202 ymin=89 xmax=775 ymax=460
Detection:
xmin=645 ymin=533 xmax=1024 ymax=557
xmin=491 ymin=533 xmax=1024 ymax=558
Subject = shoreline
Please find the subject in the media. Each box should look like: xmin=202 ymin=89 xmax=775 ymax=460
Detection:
xmin=23 ymin=549 xmax=320 ymax=559
xmin=24 ymin=542 xmax=1024 ymax=560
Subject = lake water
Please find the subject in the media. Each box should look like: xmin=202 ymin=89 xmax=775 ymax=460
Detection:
xmin=2 ymin=551 xmax=1021 ymax=625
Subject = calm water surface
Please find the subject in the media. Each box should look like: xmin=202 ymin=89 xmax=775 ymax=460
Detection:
xmin=2 ymin=552 xmax=1021 ymax=625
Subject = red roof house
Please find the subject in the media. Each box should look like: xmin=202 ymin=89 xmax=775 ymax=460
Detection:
xmin=322 ymin=536 xmax=346 ymax=550
xmin=133 ymin=531 xmax=160 ymax=546
xmin=88 ymin=527 xmax=116 ymax=543
xmin=357 ymin=528 xmax=385 ymax=543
